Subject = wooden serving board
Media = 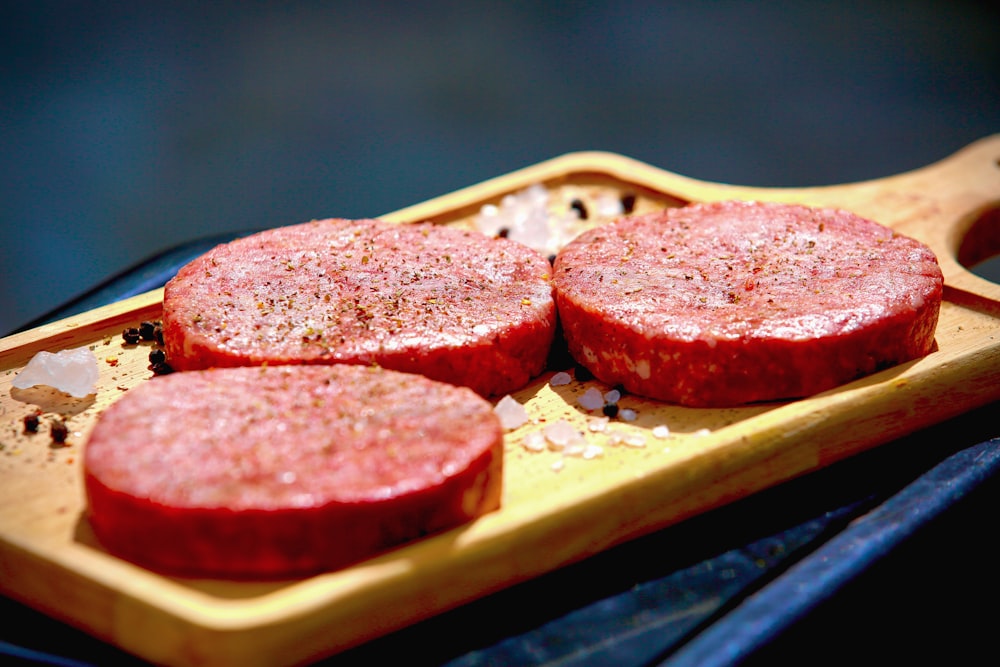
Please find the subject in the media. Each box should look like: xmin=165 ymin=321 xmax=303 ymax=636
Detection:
xmin=3 ymin=136 xmax=1000 ymax=667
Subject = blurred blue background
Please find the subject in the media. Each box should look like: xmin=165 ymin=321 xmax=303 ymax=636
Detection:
xmin=2 ymin=1 xmax=998 ymax=336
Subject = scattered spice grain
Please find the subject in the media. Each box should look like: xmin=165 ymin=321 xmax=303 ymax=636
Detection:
xmin=50 ymin=418 xmax=68 ymax=444
xmin=23 ymin=411 xmax=40 ymax=433
xmin=139 ymin=321 xmax=157 ymax=341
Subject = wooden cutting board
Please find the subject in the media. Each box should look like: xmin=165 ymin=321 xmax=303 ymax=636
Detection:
xmin=2 ymin=136 xmax=999 ymax=667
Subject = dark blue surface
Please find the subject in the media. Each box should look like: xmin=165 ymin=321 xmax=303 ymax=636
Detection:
xmin=667 ymin=435 xmax=1000 ymax=667
xmin=4 ymin=250 xmax=999 ymax=666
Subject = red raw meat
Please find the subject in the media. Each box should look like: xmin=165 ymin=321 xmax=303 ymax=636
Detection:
xmin=83 ymin=364 xmax=504 ymax=578
xmin=161 ymin=218 xmax=556 ymax=397
xmin=552 ymin=200 xmax=944 ymax=406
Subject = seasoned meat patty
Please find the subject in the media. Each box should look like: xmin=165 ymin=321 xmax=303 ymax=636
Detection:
xmin=552 ymin=200 xmax=944 ymax=406
xmin=83 ymin=364 xmax=504 ymax=578
xmin=161 ymin=218 xmax=556 ymax=397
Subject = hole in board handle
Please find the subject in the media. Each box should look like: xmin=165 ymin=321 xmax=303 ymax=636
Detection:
xmin=957 ymin=203 xmax=1000 ymax=284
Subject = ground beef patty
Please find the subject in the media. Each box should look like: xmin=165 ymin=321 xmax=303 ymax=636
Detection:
xmin=161 ymin=218 xmax=556 ymax=397
xmin=83 ymin=364 xmax=503 ymax=578
xmin=552 ymin=200 xmax=944 ymax=407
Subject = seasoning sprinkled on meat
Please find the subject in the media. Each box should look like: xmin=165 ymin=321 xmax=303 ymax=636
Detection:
xmin=83 ymin=364 xmax=504 ymax=578
xmin=161 ymin=218 xmax=557 ymax=397
xmin=552 ymin=200 xmax=944 ymax=406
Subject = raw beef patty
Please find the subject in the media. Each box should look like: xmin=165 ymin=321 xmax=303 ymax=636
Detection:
xmin=83 ymin=364 xmax=504 ymax=578
xmin=161 ymin=218 xmax=556 ymax=397
xmin=552 ymin=200 xmax=944 ymax=406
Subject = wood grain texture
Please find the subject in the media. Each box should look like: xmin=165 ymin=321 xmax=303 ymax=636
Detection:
xmin=2 ymin=136 xmax=999 ymax=666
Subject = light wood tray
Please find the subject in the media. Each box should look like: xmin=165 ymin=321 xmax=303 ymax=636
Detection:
xmin=3 ymin=136 xmax=1000 ymax=666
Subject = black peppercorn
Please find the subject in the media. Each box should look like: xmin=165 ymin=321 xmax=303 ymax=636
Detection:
xmin=620 ymin=193 xmax=637 ymax=214
xmin=139 ymin=320 xmax=157 ymax=341
xmin=122 ymin=327 xmax=141 ymax=344
xmin=23 ymin=412 xmax=40 ymax=433
xmin=50 ymin=419 xmax=68 ymax=444
xmin=151 ymin=361 xmax=174 ymax=376
xmin=570 ymin=198 xmax=588 ymax=220
xmin=602 ymin=402 xmax=620 ymax=418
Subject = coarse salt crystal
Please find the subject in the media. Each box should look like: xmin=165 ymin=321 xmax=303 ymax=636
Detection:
xmin=578 ymin=387 xmax=604 ymax=411
xmin=606 ymin=429 xmax=626 ymax=445
xmin=603 ymin=389 xmax=621 ymax=403
xmin=587 ymin=416 xmax=610 ymax=432
xmin=521 ymin=431 xmax=547 ymax=452
xmin=494 ymin=395 xmax=529 ymax=430
xmin=595 ymin=193 xmax=625 ymax=217
xmin=543 ymin=420 xmax=584 ymax=450
xmin=604 ymin=429 xmax=643 ymax=448
xmin=549 ymin=371 xmax=572 ymax=386
xmin=475 ymin=184 xmax=559 ymax=255
xmin=652 ymin=425 xmax=671 ymax=438
xmin=623 ymin=433 xmax=647 ymax=448
xmin=12 ymin=346 xmax=99 ymax=398
xmin=565 ymin=443 xmax=604 ymax=459
xmin=619 ymin=408 xmax=638 ymax=421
